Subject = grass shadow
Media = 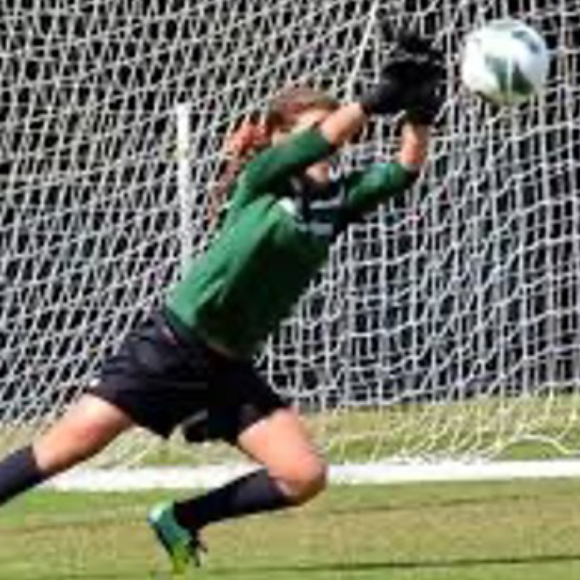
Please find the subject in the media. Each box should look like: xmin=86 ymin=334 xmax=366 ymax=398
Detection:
xmin=212 ymin=552 xmax=580 ymax=576
xmin=14 ymin=570 xmax=177 ymax=580
xmin=10 ymin=552 xmax=580 ymax=579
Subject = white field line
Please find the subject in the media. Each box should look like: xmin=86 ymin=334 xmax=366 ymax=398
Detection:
xmin=45 ymin=460 xmax=580 ymax=491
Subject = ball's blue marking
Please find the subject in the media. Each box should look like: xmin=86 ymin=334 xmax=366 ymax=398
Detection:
xmin=512 ymin=29 xmax=543 ymax=55
xmin=484 ymin=55 xmax=534 ymax=97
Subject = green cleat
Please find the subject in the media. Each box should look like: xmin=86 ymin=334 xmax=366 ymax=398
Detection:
xmin=148 ymin=502 xmax=205 ymax=574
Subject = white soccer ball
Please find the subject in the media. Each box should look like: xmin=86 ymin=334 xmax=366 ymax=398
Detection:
xmin=460 ymin=19 xmax=550 ymax=106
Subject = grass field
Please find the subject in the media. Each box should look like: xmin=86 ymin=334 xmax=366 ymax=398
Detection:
xmin=2 ymin=479 xmax=580 ymax=580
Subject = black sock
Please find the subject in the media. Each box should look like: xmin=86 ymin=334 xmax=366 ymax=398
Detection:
xmin=0 ymin=446 xmax=46 ymax=506
xmin=173 ymin=469 xmax=293 ymax=532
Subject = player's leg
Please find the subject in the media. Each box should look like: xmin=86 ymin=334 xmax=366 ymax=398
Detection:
xmin=0 ymin=310 xmax=193 ymax=508
xmin=149 ymin=406 xmax=324 ymax=572
xmin=173 ymin=407 xmax=325 ymax=533
xmin=147 ymin=337 xmax=326 ymax=570
xmin=237 ymin=406 xmax=327 ymax=502
xmin=166 ymin=406 xmax=325 ymax=532
xmin=0 ymin=393 xmax=133 ymax=505
xmin=33 ymin=393 xmax=134 ymax=474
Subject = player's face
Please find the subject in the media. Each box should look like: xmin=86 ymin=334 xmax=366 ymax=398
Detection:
xmin=274 ymin=108 xmax=336 ymax=184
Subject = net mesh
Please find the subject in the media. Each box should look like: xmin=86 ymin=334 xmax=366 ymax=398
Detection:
xmin=2 ymin=0 xmax=580 ymax=466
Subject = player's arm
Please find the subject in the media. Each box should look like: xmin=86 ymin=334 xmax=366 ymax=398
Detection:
xmin=240 ymin=103 xmax=368 ymax=194
xmin=241 ymin=39 xmax=441 ymax=194
xmin=339 ymin=36 xmax=445 ymax=221
xmin=398 ymin=122 xmax=431 ymax=171
xmin=338 ymin=121 xmax=432 ymax=222
xmin=240 ymin=93 xmax=429 ymax=194
xmin=242 ymin=31 xmax=444 ymax=194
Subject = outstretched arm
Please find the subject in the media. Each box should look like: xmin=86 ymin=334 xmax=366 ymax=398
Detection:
xmin=398 ymin=121 xmax=431 ymax=171
xmin=241 ymin=102 xmax=370 ymax=193
xmin=336 ymin=37 xmax=444 ymax=222
xmin=317 ymin=102 xmax=367 ymax=147
xmin=243 ymin=33 xmax=443 ymax=194
xmin=241 ymin=95 xmax=423 ymax=195
xmin=337 ymin=118 xmax=435 ymax=224
xmin=319 ymin=99 xmax=433 ymax=166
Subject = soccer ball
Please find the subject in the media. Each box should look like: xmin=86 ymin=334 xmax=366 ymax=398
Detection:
xmin=460 ymin=19 xmax=550 ymax=106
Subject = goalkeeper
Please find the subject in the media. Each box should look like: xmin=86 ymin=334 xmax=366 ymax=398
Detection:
xmin=0 ymin=37 xmax=444 ymax=572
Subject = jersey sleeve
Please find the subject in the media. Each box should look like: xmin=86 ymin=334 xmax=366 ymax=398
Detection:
xmin=340 ymin=162 xmax=420 ymax=223
xmin=239 ymin=127 xmax=335 ymax=196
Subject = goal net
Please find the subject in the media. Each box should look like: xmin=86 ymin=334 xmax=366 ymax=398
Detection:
xmin=2 ymin=0 xmax=580 ymax=480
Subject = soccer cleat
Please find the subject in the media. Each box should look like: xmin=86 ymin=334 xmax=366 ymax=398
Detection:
xmin=148 ymin=502 xmax=205 ymax=574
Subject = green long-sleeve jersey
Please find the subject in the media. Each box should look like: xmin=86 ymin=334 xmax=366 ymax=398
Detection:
xmin=165 ymin=127 xmax=419 ymax=358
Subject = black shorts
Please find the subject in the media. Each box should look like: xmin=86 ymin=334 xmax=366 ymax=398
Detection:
xmin=90 ymin=310 xmax=288 ymax=442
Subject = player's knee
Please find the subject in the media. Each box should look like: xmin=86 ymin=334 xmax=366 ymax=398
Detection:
xmin=278 ymin=457 xmax=328 ymax=504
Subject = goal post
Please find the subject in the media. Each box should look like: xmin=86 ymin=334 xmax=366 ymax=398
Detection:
xmin=2 ymin=0 xmax=580 ymax=486
xmin=175 ymin=101 xmax=198 ymax=278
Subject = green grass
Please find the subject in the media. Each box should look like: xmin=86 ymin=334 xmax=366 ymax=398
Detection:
xmin=2 ymin=479 xmax=580 ymax=579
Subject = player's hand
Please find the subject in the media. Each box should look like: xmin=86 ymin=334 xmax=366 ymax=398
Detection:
xmin=397 ymin=34 xmax=446 ymax=125
xmin=403 ymin=79 xmax=445 ymax=126
xmin=360 ymin=33 xmax=445 ymax=117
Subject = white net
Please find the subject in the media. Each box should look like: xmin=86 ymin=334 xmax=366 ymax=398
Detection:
xmin=2 ymin=0 xmax=580 ymax=469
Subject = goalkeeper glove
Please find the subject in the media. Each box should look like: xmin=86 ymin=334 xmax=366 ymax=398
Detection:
xmin=403 ymin=77 xmax=445 ymax=125
xmin=360 ymin=33 xmax=445 ymax=118
xmin=399 ymin=34 xmax=446 ymax=125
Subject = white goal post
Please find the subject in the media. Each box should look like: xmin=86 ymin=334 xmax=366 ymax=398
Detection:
xmin=2 ymin=0 xmax=580 ymax=487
